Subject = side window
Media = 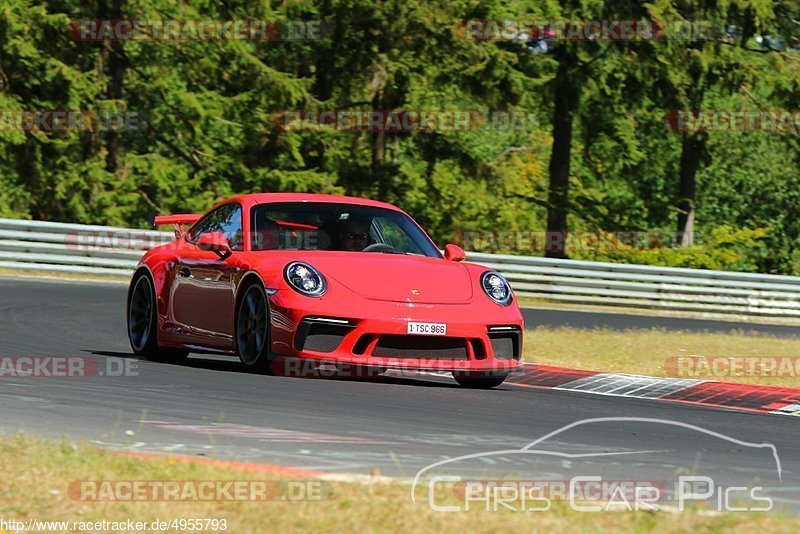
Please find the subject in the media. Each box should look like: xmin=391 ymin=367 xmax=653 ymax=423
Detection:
xmin=189 ymin=204 xmax=244 ymax=251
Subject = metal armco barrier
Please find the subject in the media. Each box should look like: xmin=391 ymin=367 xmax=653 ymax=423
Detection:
xmin=0 ymin=218 xmax=169 ymax=277
xmin=2 ymin=218 xmax=800 ymax=318
xmin=469 ymin=252 xmax=800 ymax=317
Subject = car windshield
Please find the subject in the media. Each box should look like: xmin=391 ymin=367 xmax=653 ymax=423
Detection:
xmin=250 ymin=202 xmax=441 ymax=257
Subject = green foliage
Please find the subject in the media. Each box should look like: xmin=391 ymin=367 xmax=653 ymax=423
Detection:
xmin=0 ymin=0 xmax=799 ymax=274
xmin=573 ymin=226 xmax=774 ymax=272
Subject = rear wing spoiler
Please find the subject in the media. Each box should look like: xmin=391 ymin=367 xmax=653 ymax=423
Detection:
xmin=147 ymin=213 xmax=202 ymax=238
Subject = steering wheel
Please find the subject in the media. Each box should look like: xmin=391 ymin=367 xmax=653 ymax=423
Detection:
xmin=362 ymin=243 xmax=405 ymax=254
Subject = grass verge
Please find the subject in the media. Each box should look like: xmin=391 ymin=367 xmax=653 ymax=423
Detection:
xmin=523 ymin=326 xmax=800 ymax=387
xmin=1 ymin=434 xmax=798 ymax=533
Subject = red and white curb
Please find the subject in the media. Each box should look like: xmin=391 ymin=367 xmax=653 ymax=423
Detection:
xmin=309 ymin=364 xmax=800 ymax=417
xmin=508 ymin=363 xmax=800 ymax=416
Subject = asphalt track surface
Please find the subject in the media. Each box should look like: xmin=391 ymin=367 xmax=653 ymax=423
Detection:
xmin=0 ymin=277 xmax=798 ymax=512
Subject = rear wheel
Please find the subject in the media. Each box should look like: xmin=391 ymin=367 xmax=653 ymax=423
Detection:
xmin=236 ymin=282 xmax=272 ymax=374
xmin=127 ymin=272 xmax=188 ymax=363
xmin=453 ymin=371 xmax=508 ymax=389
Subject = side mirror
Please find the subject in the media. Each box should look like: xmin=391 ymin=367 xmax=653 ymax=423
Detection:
xmin=444 ymin=243 xmax=467 ymax=262
xmin=197 ymin=232 xmax=232 ymax=259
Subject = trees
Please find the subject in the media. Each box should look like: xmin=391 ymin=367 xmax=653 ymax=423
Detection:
xmin=0 ymin=0 xmax=799 ymax=273
xmin=646 ymin=0 xmax=780 ymax=246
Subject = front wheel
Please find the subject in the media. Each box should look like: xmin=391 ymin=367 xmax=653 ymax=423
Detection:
xmin=127 ymin=273 xmax=188 ymax=363
xmin=236 ymin=283 xmax=273 ymax=374
xmin=453 ymin=371 xmax=508 ymax=389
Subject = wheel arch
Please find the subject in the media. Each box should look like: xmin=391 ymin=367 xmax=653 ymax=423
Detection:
xmin=128 ymin=258 xmax=175 ymax=340
xmin=126 ymin=265 xmax=158 ymax=354
xmin=233 ymin=271 xmax=270 ymax=351
xmin=127 ymin=265 xmax=155 ymax=311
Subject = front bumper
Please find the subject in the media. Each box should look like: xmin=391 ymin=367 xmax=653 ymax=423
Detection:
xmin=267 ymin=289 xmax=524 ymax=373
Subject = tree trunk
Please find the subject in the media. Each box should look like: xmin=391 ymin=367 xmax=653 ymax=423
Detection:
xmin=372 ymin=129 xmax=386 ymax=172
xmin=676 ymin=133 xmax=699 ymax=246
xmin=312 ymin=0 xmax=335 ymax=101
xmin=370 ymin=61 xmax=388 ymax=200
xmin=546 ymin=53 xmax=576 ymax=258
xmin=101 ymin=0 xmax=125 ymax=174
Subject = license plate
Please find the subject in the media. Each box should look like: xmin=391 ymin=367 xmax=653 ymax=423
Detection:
xmin=407 ymin=322 xmax=447 ymax=336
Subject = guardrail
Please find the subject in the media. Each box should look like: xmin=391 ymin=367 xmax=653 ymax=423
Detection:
xmin=2 ymin=218 xmax=800 ymax=318
xmin=469 ymin=252 xmax=800 ymax=317
xmin=0 ymin=218 xmax=169 ymax=277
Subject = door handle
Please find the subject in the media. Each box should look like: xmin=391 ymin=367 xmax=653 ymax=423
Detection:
xmin=179 ymin=267 xmax=191 ymax=278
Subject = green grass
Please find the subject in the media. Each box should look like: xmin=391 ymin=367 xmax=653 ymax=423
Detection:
xmin=523 ymin=326 xmax=800 ymax=387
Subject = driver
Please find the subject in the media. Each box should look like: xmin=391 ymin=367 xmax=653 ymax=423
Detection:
xmin=337 ymin=219 xmax=370 ymax=251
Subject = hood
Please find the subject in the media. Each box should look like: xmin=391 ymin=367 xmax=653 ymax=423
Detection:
xmin=278 ymin=252 xmax=474 ymax=304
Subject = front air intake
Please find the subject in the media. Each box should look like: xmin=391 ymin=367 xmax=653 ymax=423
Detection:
xmin=487 ymin=326 xmax=521 ymax=360
xmin=371 ymin=335 xmax=468 ymax=359
xmin=294 ymin=318 xmax=354 ymax=353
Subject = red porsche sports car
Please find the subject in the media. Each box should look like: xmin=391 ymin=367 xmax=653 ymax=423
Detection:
xmin=127 ymin=193 xmax=523 ymax=388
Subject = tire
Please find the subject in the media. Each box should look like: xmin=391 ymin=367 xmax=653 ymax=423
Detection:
xmin=453 ymin=371 xmax=509 ymax=389
xmin=236 ymin=282 xmax=273 ymax=374
xmin=127 ymin=272 xmax=189 ymax=363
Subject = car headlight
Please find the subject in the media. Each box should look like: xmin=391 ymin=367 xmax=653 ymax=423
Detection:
xmin=285 ymin=262 xmax=327 ymax=297
xmin=481 ymin=271 xmax=512 ymax=306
